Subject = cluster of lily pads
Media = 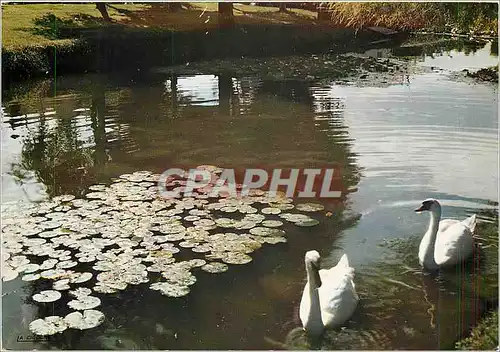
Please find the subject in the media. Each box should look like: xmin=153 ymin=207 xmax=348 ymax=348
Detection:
xmin=1 ymin=166 xmax=325 ymax=336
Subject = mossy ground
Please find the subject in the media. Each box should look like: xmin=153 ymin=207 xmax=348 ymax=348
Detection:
xmin=456 ymin=310 xmax=499 ymax=350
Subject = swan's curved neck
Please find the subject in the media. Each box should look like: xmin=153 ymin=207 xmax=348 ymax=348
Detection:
xmin=306 ymin=263 xmax=321 ymax=289
xmin=420 ymin=206 xmax=442 ymax=268
xmin=428 ymin=207 xmax=442 ymax=236
xmin=305 ymin=262 xmax=323 ymax=332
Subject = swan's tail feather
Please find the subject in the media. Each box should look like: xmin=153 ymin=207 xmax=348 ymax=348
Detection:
xmin=337 ymin=254 xmax=350 ymax=268
xmin=463 ymin=214 xmax=477 ymax=233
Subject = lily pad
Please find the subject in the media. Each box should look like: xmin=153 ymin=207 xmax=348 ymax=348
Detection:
xmin=69 ymin=272 xmax=93 ymax=284
xmin=69 ymin=287 xmax=92 ymax=298
xmin=249 ymin=227 xmax=285 ymax=237
xmin=53 ymin=279 xmax=71 ymax=291
xmin=29 ymin=316 xmax=68 ymax=335
xmin=295 ymin=219 xmax=320 ymax=227
xmin=150 ymin=282 xmax=190 ymax=297
xmin=2 ymin=267 xmax=19 ymax=281
xmin=296 ymin=203 xmax=325 ymax=212
xmin=64 ymin=309 xmax=105 ymax=330
xmin=221 ymin=252 xmax=253 ymax=265
xmin=39 ymin=259 xmax=59 ymax=270
xmin=261 ymin=220 xmax=284 ymax=228
xmin=261 ymin=207 xmax=281 ymax=215
xmin=68 ymin=296 xmax=101 ymax=310
xmin=33 ymin=290 xmax=62 ymax=303
xmin=22 ymin=273 xmax=41 ymax=282
xmin=201 ymin=262 xmax=229 ymax=273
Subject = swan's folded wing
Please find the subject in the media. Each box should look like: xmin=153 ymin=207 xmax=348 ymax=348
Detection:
xmin=438 ymin=219 xmax=460 ymax=233
xmin=434 ymin=223 xmax=474 ymax=266
xmin=318 ymin=271 xmax=358 ymax=327
xmin=462 ymin=214 xmax=477 ymax=233
xmin=320 ymin=277 xmax=357 ymax=311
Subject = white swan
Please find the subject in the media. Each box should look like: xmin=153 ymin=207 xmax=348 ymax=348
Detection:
xmin=299 ymin=251 xmax=359 ymax=336
xmin=415 ymin=198 xmax=477 ymax=270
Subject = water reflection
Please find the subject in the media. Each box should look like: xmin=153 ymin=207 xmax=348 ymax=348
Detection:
xmin=1 ymin=37 xmax=498 ymax=350
xmin=393 ymin=38 xmax=498 ymax=70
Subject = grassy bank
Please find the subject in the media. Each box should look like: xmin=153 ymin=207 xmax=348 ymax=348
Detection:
xmin=3 ymin=3 xmax=398 ymax=85
xmin=322 ymin=2 xmax=498 ymax=35
xmin=2 ymin=3 xmax=319 ymax=51
xmin=2 ymin=3 xmax=496 ymax=85
xmin=456 ymin=310 xmax=498 ymax=350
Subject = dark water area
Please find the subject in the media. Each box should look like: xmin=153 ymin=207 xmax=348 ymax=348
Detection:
xmin=1 ymin=37 xmax=498 ymax=350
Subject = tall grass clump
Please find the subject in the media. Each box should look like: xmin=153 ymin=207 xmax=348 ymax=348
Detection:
xmin=320 ymin=2 xmax=498 ymax=35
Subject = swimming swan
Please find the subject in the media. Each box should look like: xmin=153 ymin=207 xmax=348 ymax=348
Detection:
xmin=299 ymin=251 xmax=359 ymax=336
xmin=415 ymin=198 xmax=477 ymax=270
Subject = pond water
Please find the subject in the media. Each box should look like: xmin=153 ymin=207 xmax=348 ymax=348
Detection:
xmin=1 ymin=37 xmax=498 ymax=350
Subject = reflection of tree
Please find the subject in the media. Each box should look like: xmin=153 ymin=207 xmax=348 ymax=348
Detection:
xmin=258 ymin=80 xmax=314 ymax=106
xmin=19 ymin=113 xmax=94 ymax=197
xmin=218 ymin=74 xmax=239 ymax=116
xmin=13 ymin=85 xmax=115 ymax=198
xmin=90 ymin=85 xmax=108 ymax=167
xmin=392 ymin=37 xmax=488 ymax=59
xmin=491 ymin=40 xmax=498 ymax=56
xmin=218 ymin=74 xmax=232 ymax=115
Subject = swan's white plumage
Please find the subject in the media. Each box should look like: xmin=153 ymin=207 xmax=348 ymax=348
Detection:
xmin=417 ymin=199 xmax=477 ymax=269
xmin=299 ymin=252 xmax=358 ymax=335
xmin=434 ymin=216 xmax=475 ymax=266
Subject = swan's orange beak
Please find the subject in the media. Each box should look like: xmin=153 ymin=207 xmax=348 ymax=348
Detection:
xmin=414 ymin=204 xmax=425 ymax=212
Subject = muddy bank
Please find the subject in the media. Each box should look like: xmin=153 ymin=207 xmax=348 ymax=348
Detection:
xmin=463 ymin=66 xmax=499 ymax=83
xmin=1 ymin=24 xmax=407 ymax=88
xmin=156 ymin=51 xmax=420 ymax=88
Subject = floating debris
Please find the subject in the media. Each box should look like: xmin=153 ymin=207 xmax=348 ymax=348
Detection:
xmin=64 ymin=310 xmax=105 ymax=330
xmin=33 ymin=290 xmax=62 ymax=303
xmin=29 ymin=316 xmax=68 ymax=335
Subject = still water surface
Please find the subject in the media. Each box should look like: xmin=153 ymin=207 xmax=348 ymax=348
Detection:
xmin=1 ymin=38 xmax=498 ymax=349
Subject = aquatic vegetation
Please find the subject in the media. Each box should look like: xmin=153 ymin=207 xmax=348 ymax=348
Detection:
xmin=150 ymin=282 xmax=191 ymax=297
xmin=53 ymin=279 xmax=71 ymax=291
xmin=1 ymin=167 xmax=326 ymax=335
xmin=69 ymin=287 xmax=92 ymax=298
xmin=29 ymin=316 xmax=68 ymax=335
xmin=64 ymin=310 xmax=105 ymax=330
xmin=201 ymin=262 xmax=229 ymax=273
xmin=68 ymin=295 xmax=101 ymax=310
xmin=295 ymin=203 xmax=325 ymax=212
xmin=32 ymin=290 xmax=62 ymax=303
